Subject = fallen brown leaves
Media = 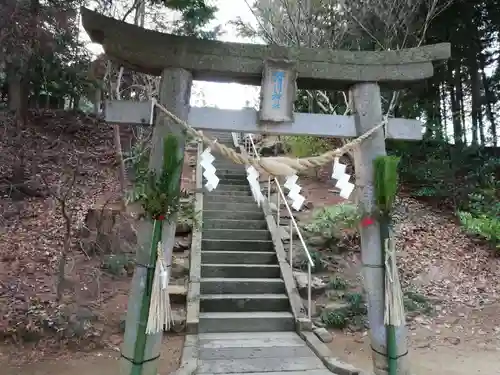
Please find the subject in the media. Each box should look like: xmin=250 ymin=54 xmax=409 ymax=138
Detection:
xmin=394 ymin=195 xmax=499 ymax=311
xmin=0 ymin=109 xmax=125 ymax=346
xmin=0 ymin=109 xmax=197 ymax=360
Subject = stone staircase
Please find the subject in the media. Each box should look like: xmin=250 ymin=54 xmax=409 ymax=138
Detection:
xmin=192 ymin=131 xmax=334 ymax=374
xmin=199 ymin=131 xmax=295 ymax=333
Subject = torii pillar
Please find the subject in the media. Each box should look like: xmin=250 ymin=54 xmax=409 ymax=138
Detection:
xmin=81 ymin=7 xmax=450 ymax=375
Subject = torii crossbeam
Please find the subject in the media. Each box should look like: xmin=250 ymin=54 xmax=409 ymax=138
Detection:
xmin=81 ymin=7 xmax=449 ymax=90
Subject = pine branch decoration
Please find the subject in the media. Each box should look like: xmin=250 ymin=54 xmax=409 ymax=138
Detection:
xmin=129 ymin=135 xmax=183 ymax=220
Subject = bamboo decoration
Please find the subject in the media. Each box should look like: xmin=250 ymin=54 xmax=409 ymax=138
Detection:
xmin=126 ymin=135 xmax=183 ymax=375
xmin=373 ymin=155 xmax=405 ymax=375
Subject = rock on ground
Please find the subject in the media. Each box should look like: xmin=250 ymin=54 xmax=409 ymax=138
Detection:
xmin=293 ymin=270 xmax=327 ymax=297
xmin=313 ymin=326 xmax=334 ymax=343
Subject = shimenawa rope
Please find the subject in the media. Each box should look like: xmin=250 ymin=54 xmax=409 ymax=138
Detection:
xmin=153 ymin=101 xmax=388 ymax=177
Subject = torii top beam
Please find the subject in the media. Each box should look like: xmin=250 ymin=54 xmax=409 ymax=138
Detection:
xmin=80 ymin=7 xmax=450 ymax=90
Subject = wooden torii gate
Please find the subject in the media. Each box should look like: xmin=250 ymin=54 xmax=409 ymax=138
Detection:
xmin=81 ymin=7 xmax=450 ymax=375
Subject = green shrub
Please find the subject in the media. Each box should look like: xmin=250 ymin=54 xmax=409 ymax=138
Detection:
xmin=321 ymin=309 xmax=348 ymax=329
xmin=328 ymin=276 xmax=348 ymax=290
xmin=282 ymin=136 xmax=331 ymax=158
xmin=304 ymin=203 xmax=361 ymax=244
xmin=282 ymin=136 xmax=332 ymax=177
xmin=458 ymin=211 xmax=500 ymax=251
xmin=467 ymin=190 xmax=500 ymax=218
xmin=320 ymin=292 xmax=367 ymax=329
xmin=102 ymin=254 xmax=133 ymax=276
xmin=298 ymin=250 xmax=325 ymax=273
xmin=403 ymin=290 xmax=433 ymax=314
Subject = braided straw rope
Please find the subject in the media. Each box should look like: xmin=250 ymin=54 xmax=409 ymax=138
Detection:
xmin=154 ymin=101 xmax=387 ymax=177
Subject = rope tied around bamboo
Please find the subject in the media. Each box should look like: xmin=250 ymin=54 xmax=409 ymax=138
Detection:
xmin=154 ymin=101 xmax=389 ymax=177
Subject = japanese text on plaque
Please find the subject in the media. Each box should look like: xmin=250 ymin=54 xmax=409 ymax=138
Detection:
xmin=271 ymin=70 xmax=285 ymax=109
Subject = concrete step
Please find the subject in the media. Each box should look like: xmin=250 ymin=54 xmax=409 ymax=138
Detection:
xmin=199 ymin=346 xmax=315 ymax=361
xmin=202 ymin=210 xmax=264 ymax=221
xmin=200 ymin=294 xmax=290 ymax=313
xmin=204 ymin=194 xmax=256 ymax=204
xmin=213 ymin=168 xmax=246 ymax=175
xmin=206 ymin=176 xmax=248 ymax=185
xmin=198 ymin=311 xmax=295 ymax=333
xmin=198 ymin=357 xmax=326 ymax=374
xmin=216 ymin=168 xmax=248 ymax=177
xmin=202 ymin=239 xmax=274 ymax=251
xmin=197 ymin=331 xmax=303 ymax=340
xmin=203 ymin=229 xmax=271 ymax=241
xmin=200 ymin=278 xmax=286 ymax=294
xmin=213 ymin=160 xmax=243 ymax=166
xmin=205 ymin=189 xmax=252 ymax=197
xmin=201 ymin=264 xmax=281 ymax=278
xmin=197 ymin=332 xmax=328 ymax=373
xmin=200 ymin=349 xmax=320 ymax=365
xmin=203 ymin=219 xmax=267 ymax=230
xmin=201 ymin=250 xmax=277 ymax=264
xmin=204 ymin=202 xmax=261 ymax=212
xmin=213 ymin=160 xmax=244 ymax=166
xmin=216 ymin=184 xmax=251 ymax=192
xmin=213 ymin=167 xmax=247 ymax=175
xmin=219 ymin=179 xmax=249 ymax=186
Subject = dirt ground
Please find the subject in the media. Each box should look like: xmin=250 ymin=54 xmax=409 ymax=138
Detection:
xmin=0 ymin=334 xmax=184 ymax=375
xmin=328 ymin=304 xmax=500 ymax=375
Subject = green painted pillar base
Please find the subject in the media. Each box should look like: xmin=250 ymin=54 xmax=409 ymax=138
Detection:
xmin=120 ymin=219 xmax=162 ymax=375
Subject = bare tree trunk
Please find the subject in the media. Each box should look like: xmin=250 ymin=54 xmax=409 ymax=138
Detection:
xmin=440 ymin=84 xmax=448 ymax=135
xmin=113 ymin=67 xmax=128 ymax=209
xmin=72 ymin=95 xmax=80 ymax=110
xmin=94 ymin=87 xmax=101 ymax=115
xmin=479 ymin=53 xmax=497 ymax=146
xmin=110 ymin=3 xmax=146 ymax=208
xmin=446 ymin=60 xmax=462 ymax=145
xmin=134 ymin=0 xmax=146 ymax=27
xmin=57 ymin=200 xmax=72 ymax=301
xmin=7 ymin=70 xmax=28 ymax=118
xmin=469 ymin=69 xmax=480 ymax=145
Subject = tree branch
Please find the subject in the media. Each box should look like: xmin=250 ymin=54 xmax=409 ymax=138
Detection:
xmin=121 ymin=0 xmax=141 ymax=22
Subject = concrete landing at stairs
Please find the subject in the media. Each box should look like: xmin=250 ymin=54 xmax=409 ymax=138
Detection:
xmin=196 ymin=332 xmax=332 ymax=375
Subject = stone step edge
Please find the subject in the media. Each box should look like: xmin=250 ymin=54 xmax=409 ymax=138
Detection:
xmin=202 ymin=209 xmax=263 ymax=215
xmin=200 ymin=293 xmax=288 ymax=300
xmin=204 ymin=203 xmax=260 ymax=207
xmin=210 ymin=186 xmax=251 ymax=191
xmin=201 ymin=263 xmax=280 ymax=268
xmin=200 ymin=250 xmax=275 ymax=255
xmin=202 ymin=228 xmax=270 ymax=233
xmin=202 ymin=239 xmax=273 ymax=244
xmin=199 ymin=311 xmax=294 ymax=318
xmin=200 ymin=277 xmax=284 ymax=283
xmin=202 ymin=218 xmax=267 ymax=223
xmin=204 ymin=194 xmax=255 ymax=200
